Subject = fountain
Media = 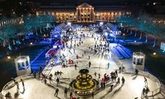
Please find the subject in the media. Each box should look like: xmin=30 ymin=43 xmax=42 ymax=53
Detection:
xmin=70 ymin=69 xmax=98 ymax=95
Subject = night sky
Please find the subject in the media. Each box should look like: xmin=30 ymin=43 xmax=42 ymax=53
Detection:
xmin=0 ymin=0 xmax=165 ymax=16
xmin=0 ymin=0 xmax=165 ymax=6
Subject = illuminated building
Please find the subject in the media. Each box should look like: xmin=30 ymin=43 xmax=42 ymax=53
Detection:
xmin=36 ymin=3 xmax=132 ymax=23
xmin=0 ymin=17 xmax=23 ymax=28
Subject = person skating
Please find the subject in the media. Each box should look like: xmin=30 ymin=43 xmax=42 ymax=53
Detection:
xmin=15 ymin=81 xmax=19 ymax=92
xmin=116 ymin=77 xmax=120 ymax=84
xmin=54 ymin=88 xmax=59 ymax=97
xmin=94 ymin=72 xmax=97 ymax=77
xmin=107 ymin=62 xmax=110 ymax=69
xmin=64 ymin=87 xmax=68 ymax=97
xmin=121 ymin=77 xmax=125 ymax=85
xmin=144 ymin=77 xmax=148 ymax=87
xmin=88 ymin=55 xmax=90 ymax=59
xmin=74 ymin=64 xmax=77 ymax=70
xmin=20 ymin=79 xmax=25 ymax=93
xmin=5 ymin=92 xmax=12 ymax=99
xmin=135 ymin=69 xmax=139 ymax=75
xmin=70 ymin=92 xmax=73 ymax=99
xmin=92 ymin=92 xmax=94 ymax=99
xmin=89 ymin=61 xmax=91 ymax=68
xmin=56 ymin=78 xmax=60 ymax=86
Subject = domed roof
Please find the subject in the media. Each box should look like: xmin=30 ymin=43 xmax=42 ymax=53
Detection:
xmin=77 ymin=3 xmax=93 ymax=8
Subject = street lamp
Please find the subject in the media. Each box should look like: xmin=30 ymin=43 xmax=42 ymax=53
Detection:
xmin=99 ymin=22 xmax=103 ymax=26
xmin=153 ymin=52 xmax=156 ymax=56
xmin=104 ymin=32 xmax=108 ymax=37
xmin=30 ymin=42 xmax=33 ymax=45
xmin=7 ymin=56 xmax=11 ymax=59
xmin=67 ymin=22 xmax=71 ymax=26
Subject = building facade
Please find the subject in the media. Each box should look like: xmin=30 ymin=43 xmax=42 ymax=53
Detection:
xmin=36 ymin=3 xmax=132 ymax=23
xmin=0 ymin=17 xmax=23 ymax=28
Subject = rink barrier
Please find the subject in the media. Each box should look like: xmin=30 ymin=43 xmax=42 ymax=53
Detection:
xmin=111 ymin=48 xmax=164 ymax=98
xmin=1 ymin=68 xmax=165 ymax=98
xmin=1 ymin=74 xmax=35 ymax=92
xmin=160 ymin=83 xmax=165 ymax=97
xmin=123 ymin=71 xmax=162 ymax=97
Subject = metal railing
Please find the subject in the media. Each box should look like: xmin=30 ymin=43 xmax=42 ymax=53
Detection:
xmin=124 ymin=70 xmax=162 ymax=98
xmin=109 ymin=47 xmax=164 ymax=98
xmin=1 ymin=74 xmax=34 ymax=92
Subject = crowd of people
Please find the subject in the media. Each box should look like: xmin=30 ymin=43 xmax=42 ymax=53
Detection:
xmin=1 ymin=25 xmax=153 ymax=99
xmin=4 ymin=78 xmax=25 ymax=99
xmin=38 ymin=28 xmax=129 ymax=99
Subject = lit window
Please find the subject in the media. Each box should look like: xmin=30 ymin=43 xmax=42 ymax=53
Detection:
xmin=52 ymin=12 xmax=54 ymax=16
xmin=36 ymin=12 xmax=39 ymax=16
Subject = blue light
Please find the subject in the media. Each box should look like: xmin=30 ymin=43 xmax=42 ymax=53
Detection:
xmin=104 ymin=32 xmax=108 ymax=36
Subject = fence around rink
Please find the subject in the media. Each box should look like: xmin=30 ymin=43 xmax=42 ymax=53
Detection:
xmin=110 ymin=49 xmax=164 ymax=98
xmin=124 ymin=70 xmax=162 ymax=98
xmin=1 ymin=74 xmax=36 ymax=92
xmin=1 ymin=68 xmax=165 ymax=98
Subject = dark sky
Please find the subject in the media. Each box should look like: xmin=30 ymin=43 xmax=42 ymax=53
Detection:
xmin=0 ymin=0 xmax=165 ymax=6
xmin=0 ymin=0 xmax=5 ymax=1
